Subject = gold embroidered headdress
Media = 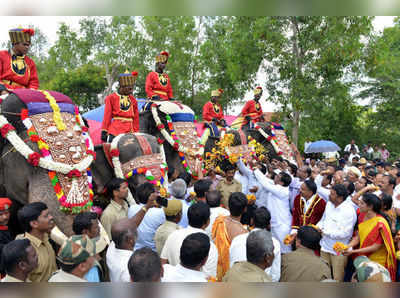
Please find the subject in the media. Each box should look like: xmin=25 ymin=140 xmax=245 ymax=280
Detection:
xmin=155 ymin=51 xmax=169 ymax=63
xmin=9 ymin=28 xmax=34 ymax=44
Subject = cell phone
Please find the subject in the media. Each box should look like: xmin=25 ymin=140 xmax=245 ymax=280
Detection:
xmin=156 ymin=196 xmax=168 ymax=207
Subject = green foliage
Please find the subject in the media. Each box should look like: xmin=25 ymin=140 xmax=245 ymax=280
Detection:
xmin=46 ymin=64 xmax=106 ymax=112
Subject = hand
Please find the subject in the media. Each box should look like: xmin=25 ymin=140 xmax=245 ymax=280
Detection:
xmin=0 ymin=90 xmax=8 ymax=95
xmin=342 ymin=248 xmax=353 ymax=256
xmin=249 ymin=186 xmax=258 ymax=193
xmin=101 ymin=131 xmax=108 ymax=143
xmin=146 ymin=192 xmax=159 ymax=209
xmin=151 ymin=95 xmax=160 ymax=101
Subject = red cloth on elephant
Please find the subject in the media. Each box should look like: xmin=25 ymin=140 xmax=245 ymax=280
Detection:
xmin=291 ymin=194 xmax=326 ymax=229
xmin=145 ymin=71 xmax=173 ymax=100
xmin=101 ymin=92 xmax=139 ymax=136
xmin=0 ymin=50 xmax=39 ymax=90
xmin=202 ymin=101 xmax=224 ymax=122
xmin=241 ymin=100 xmax=264 ymax=122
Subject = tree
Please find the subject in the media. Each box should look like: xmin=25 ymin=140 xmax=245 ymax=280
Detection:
xmin=47 ymin=63 xmax=106 ymax=112
xmin=259 ymin=16 xmax=373 ymax=146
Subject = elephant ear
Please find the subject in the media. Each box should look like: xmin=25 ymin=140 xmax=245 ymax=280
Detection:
xmin=0 ymin=93 xmax=28 ymax=133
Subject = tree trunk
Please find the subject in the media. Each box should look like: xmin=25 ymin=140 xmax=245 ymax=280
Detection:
xmin=190 ymin=16 xmax=203 ymax=106
xmin=100 ymin=63 xmax=119 ymax=105
xmin=290 ymin=17 xmax=303 ymax=147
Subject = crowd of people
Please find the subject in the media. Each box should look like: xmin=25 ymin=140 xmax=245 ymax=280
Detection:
xmin=0 ymin=136 xmax=399 ymax=283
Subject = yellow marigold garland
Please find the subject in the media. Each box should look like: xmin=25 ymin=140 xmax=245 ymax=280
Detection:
xmin=40 ymin=90 xmax=66 ymax=131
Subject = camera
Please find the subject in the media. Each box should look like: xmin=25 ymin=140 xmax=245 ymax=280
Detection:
xmin=156 ymin=196 xmax=168 ymax=207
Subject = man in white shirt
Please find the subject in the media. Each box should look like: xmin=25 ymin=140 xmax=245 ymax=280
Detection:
xmin=254 ymin=169 xmax=293 ymax=253
xmin=106 ymin=219 xmax=137 ymax=282
xmin=162 ymin=232 xmax=210 ymax=282
xmin=316 ymin=184 xmax=357 ymax=282
xmin=289 ymin=166 xmax=311 ymax=209
xmin=204 ymin=190 xmax=230 ymax=238
xmin=160 ymin=202 xmax=218 ymax=278
xmin=127 ymin=183 xmax=166 ymax=251
xmin=344 ymin=140 xmax=359 ymax=153
xmin=128 ymin=247 xmax=163 ymax=282
xmin=230 ymin=207 xmax=281 ymax=281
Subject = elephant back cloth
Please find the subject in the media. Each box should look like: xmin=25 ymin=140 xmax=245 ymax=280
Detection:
xmin=151 ymin=100 xmax=203 ymax=177
xmin=112 ymin=133 xmax=165 ymax=182
xmin=8 ymin=89 xmax=94 ymax=213
xmin=269 ymin=122 xmax=295 ymax=162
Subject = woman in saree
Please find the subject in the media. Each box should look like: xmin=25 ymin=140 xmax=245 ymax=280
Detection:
xmin=344 ymin=193 xmax=397 ymax=281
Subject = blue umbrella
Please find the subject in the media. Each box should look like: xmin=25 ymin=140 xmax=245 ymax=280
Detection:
xmin=305 ymin=140 xmax=341 ymax=153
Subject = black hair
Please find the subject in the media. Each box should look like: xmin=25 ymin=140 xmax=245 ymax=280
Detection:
xmin=58 ymin=260 xmax=81 ymax=273
xmin=128 ymin=247 xmax=162 ymax=282
xmin=106 ymin=178 xmax=127 ymax=199
xmin=304 ymin=179 xmax=317 ymax=195
xmin=135 ymin=182 xmax=155 ymax=204
xmin=17 ymin=202 xmax=48 ymax=233
xmin=180 ymin=233 xmax=210 ymax=268
xmin=206 ymin=190 xmax=222 ymax=208
xmin=376 ymin=162 xmax=385 ymax=168
xmin=367 ymin=170 xmax=377 ymax=177
xmin=280 ymin=172 xmax=292 ymax=187
xmin=297 ymin=226 xmax=322 ymax=251
xmin=253 ymin=207 xmax=271 ymax=229
xmin=362 ymin=193 xmax=382 ymax=214
xmin=288 ymin=163 xmax=298 ymax=176
xmin=259 ymin=164 xmax=267 ymax=175
xmin=194 ymin=179 xmax=212 ymax=198
xmin=1 ymin=239 xmax=31 ymax=275
xmin=187 ymin=202 xmax=210 ymax=228
xmin=306 ymin=167 xmax=312 ymax=178
xmin=228 ymin=192 xmax=247 ymax=216
xmin=331 ymin=184 xmax=348 ymax=201
xmin=72 ymin=212 xmax=98 ymax=235
xmin=325 ymin=174 xmax=333 ymax=184
xmin=346 ymin=182 xmax=355 ymax=195
xmin=381 ymin=194 xmax=393 ymax=212
xmin=112 ymin=227 xmax=136 ymax=250
xmin=178 ymin=171 xmax=192 ymax=186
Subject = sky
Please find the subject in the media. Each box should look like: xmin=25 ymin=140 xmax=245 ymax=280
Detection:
xmin=0 ymin=16 xmax=396 ymax=114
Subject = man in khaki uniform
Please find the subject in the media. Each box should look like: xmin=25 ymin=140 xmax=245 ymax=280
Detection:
xmin=223 ymin=230 xmax=274 ymax=282
xmin=280 ymin=226 xmax=331 ymax=282
xmin=16 ymin=202 xmax=57 ymax=282
xmin=154 ymin=199 xmax=182 ymax=254
xmin=216 ymin=164 xmax=242 ymax=208
xmin=1 ymin=239 xmax=38 ymax=282
xmin=101 ymin=178 xmax=130 ymax=239
xmin=49 ymin=235 xmax=96 ymax=282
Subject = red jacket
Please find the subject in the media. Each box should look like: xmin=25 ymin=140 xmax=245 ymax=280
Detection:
xmin=0 ymin=50 xmax=39 ymax=89
xmin=241 ymin=100 xmax=263 ymax=122
xmin=145 ymin=71 xmax=173 ymax=100
xmin=291 ymin=194 xmax=326 ymax=229
xmin=101 ymin=93 xmax=139 ymax=136
xmin=202 ymin=101 xmax=224 ymax=122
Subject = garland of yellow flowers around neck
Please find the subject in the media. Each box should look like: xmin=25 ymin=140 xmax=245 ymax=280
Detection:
xmin=0 ymin=91 xmax=95 ymax=214
xmin=109 ymin=133 xmax=169 ymax=201
xmin=151 ymin=103 xmax=206 ymax=178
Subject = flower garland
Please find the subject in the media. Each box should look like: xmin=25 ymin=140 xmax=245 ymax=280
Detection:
xmin=41 ymin=90 xmax=66 ymax=131
xmin=151 ymin=104 xmax=205 ymax=177
xmin=252 ymin=120 xmax=283 ymax=156
xmin=0 ymin=115 xmax=94 ymax=174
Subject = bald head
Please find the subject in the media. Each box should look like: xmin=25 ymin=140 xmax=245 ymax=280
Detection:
xmin=111 ymin=218 xmax=138 ymax=250
xmin=206 ymin=190 xmax=222 ymax=208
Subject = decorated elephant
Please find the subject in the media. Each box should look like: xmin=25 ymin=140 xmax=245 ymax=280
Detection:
xmin=139 ymin=101 xmax=206 ymax=178
xmin=0 ymin=89 xmax=165 ymax=237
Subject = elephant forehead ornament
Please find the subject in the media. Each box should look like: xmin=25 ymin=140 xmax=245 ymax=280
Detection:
xmin=0 ymin=89 xmax=94 ymax=214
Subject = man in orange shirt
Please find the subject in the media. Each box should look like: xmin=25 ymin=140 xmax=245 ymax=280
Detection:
xmin=145 ymin=51 xmax=174 ymax=101
xmin=202 ymin=89 xmax=226 ymax=137
xmin=101 ymin=71 xmax=139 ymax=143
xmin=0 ymin=28 xmax=39 ymax=94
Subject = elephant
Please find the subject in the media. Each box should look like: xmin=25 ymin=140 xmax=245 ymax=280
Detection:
xmin=0 ymin=90 xmax=161 ymax=237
